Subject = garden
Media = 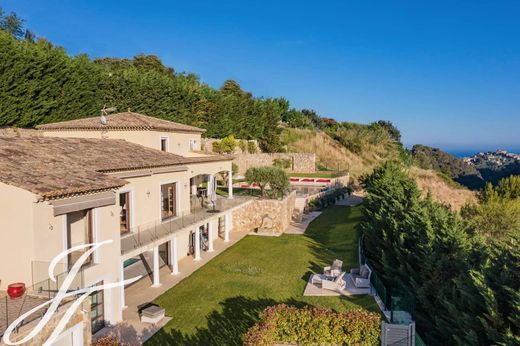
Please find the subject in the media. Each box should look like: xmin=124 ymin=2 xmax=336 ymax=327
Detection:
xmin=144 ymin=206 xmax=379 ymax=345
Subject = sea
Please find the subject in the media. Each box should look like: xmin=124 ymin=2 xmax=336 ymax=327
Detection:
xmin=445 ymin=148 xmax=520 ymax=158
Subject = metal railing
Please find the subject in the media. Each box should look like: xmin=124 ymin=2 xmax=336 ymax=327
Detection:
xmin=120 ymin=196 xmax=250 ymax=254
xmin=31 ymin=261 xmax=85 ymax=300
xmin=0 ymin=262 xmax=84 ymax=338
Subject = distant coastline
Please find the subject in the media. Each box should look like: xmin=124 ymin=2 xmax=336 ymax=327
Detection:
xmin=445 ymin=148 xmax=520 ymax=158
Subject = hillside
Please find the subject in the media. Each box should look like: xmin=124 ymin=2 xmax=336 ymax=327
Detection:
xmin=280 ymin=128 xmax=400 ymax=178
xmin=411 ymin=144 xmax=485 ymax=189
xmin=408 ymin=167 xmax=476 ymax=210
xmin=466 ymin=150 xmax=520 ymax=185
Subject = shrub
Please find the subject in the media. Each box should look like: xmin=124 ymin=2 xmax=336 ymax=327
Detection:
xmin=93 ymin=336 xmax=133 ymax=346
xmin=212 ymin=135 xmax=237 ymax=154
xmin=239 ymin=139 xmax=248 ymax=153
xmin=272 ymin=158 xmax=291 ymax=170
xmin=244 ymin=304 xmax=380 ymax=346
xmin=247 ymin=140 xmax=257 ymax=153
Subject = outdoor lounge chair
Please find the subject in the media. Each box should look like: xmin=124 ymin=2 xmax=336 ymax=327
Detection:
xmin=324 ymin=259 xmax=343 ymax=278
xmin=350 ymin=264 xmax=372 ymax=288
xmin=321 ymin=272 xmax=346 ymax=292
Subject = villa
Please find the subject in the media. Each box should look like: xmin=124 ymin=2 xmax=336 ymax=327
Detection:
xmin=0 ymin=112 xmax=252 ymax=345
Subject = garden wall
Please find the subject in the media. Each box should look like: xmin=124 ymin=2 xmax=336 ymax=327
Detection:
xmin=233 ymin=153 xmax=316 ymax=175
xmin=7 ymin=298 xmax=91 ymax=346
xmin=232 ymin=191 xmax=296 ymax=235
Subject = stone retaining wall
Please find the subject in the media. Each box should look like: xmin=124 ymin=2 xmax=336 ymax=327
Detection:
xmin=232 ymin=191 xmax=296 ymax=235
xmin=233 ymin=153 xmax=316 ymax=175
xmin=7 ymin=298 xmax=91 ymax=346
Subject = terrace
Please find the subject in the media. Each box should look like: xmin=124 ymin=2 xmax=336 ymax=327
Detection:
xmin=120 ymin=196 xmax=252 ymax=258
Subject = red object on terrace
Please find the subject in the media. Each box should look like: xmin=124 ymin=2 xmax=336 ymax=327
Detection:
xmin=7 ymin=283 xmax=25 ymax=299
xmin=290 ymin=178 xmax=300 ymax=182
xmin=316 ymin=179 xmax=331 ymax=183
xmin=301 ymin=178 xmax=314 ymax=182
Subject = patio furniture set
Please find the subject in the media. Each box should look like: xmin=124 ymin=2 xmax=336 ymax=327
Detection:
xmin=311 ymin=260 xmax=372 ymax=293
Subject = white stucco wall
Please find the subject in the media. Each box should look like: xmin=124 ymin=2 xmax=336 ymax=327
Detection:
xmin=41 ymin=130 xmax=202 ymax=156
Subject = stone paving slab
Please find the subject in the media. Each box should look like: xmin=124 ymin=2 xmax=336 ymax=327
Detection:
xmin=303 ymin=274 xmax=371 ymax=296
xmin=335 ymin=194 xmax=364 ymax=206
xmin=284 ymin=211 xmax=322 ymax=235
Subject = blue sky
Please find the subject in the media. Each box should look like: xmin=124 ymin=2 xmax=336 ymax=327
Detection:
xmin=3 ymin=0 xmax=520 ymax=151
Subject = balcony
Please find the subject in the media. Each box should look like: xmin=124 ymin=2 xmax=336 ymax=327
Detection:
xmin=0 ymin=262 xmax=85 ymax=338
xmin=120 ymin=196 xmax=252 ymax=256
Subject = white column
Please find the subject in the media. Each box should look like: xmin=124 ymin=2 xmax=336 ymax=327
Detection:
xmin=120 ymin=261 xmax=127 ymax=309
xmin=151 ymin=246 xmax=161 ymax=287
xmin=224 ymin=212 xmax=231 ymax=242
xmin=207 ymin=175 xmax=213 ymax=196
xmin=194 ymin=228 xmax=201 ymax=261
xmin=228 ymin=170 xmax=233 ymax=199
xmin=169 ymin=235 xmax=179 ymax=275
xmin=208 ymin=221 xmax=214 ymax=252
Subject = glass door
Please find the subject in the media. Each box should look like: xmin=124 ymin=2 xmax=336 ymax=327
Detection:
xmin=90 ymin=282 xmax=104 ymax=334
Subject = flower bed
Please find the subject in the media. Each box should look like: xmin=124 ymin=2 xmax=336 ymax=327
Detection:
xmin=244 ymin=304 xmax=380 ymax=346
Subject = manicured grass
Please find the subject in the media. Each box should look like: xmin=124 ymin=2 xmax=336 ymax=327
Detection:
xmin=290 ymin=171 xmax=347 ymax=178
xmin=146 ymin=206 xmax=377 ymax=346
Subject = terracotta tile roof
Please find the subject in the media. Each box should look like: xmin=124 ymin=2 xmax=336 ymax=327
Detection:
xmin=36 ymin=112 xmax=206 ymax=133
xmin=0 ymin=137 xmax=231 ymax=200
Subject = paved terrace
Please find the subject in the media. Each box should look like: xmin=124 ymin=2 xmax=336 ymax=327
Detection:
xmin=95 ymin=227 xmax=251 ymax=345
xmin=120 ymin=196 xmax=252 ymax=259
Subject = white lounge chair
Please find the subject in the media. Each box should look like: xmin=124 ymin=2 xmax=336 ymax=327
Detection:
xmin=350 ymin=264 xmax=372 ymax=288
xmin=321 ymin=272 xmax=346 ymax=292
xmin=324 ymin=259 xmax=343 ymax=278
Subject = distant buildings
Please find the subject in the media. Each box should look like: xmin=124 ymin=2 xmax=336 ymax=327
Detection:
xmin=464 ymin=150 xmax=520 ymax=167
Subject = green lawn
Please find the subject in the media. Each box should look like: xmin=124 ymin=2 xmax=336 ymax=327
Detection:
xmin=146 ymin=206 xmax=377 ymax=346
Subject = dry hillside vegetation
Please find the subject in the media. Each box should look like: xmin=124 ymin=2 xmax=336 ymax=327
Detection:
xmin=409 ymin=167 xmax=476 ymax=210
xmin=281 ymin=128 xmax=397 ymax=178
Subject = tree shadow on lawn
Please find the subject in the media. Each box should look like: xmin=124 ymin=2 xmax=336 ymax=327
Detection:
xmin=304 ymin=206 xmax=361 ymax=275
xmin=145 ymin=296 xmax=315 ymax=346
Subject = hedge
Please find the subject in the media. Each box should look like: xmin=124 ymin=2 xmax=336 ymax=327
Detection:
xmin=244 ymin=304 xmax=380 ymax=346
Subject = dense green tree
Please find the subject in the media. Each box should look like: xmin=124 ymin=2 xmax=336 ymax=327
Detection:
xmin=301 ymin=109 xmax=323 ymax=129
xmin=372 ymin=120 xmax=401 ymax=142
xmin=361 ymin=162 xmax=519 ymax=344
xmin=0 ymin=8 xmax=25 ymax=38
xmin=245 ymin=166 xmax=289 ymax=198
xmin=495 ymin=175 xmax=520 ymax=199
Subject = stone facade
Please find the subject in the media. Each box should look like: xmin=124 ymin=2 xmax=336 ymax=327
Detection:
xmin=232 ymin=191 xmax=296 ymax=235
xmin=5 ymin=298 xmax=91 ymax=346
xmin=233 ymin=153 xmax=316 ymax=175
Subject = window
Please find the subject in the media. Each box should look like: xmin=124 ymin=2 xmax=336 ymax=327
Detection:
xmin=160 ymin=137 xmax=168 ymax=152
xmin=119 ymin=192 xmax=131 ymax=234
xmin=66 ymin=209 xmax=93 ymax=269
xmin=89 ymin=282 xmax=105 ymax=334
xmin=161 ymin=182 xmax=177 ymax=221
